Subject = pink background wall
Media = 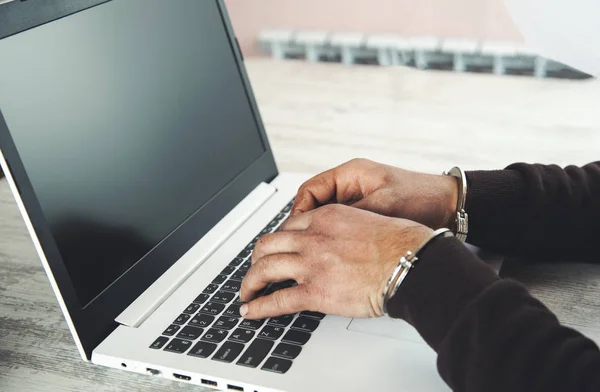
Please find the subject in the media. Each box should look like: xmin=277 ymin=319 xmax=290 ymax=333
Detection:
xmin=225 ymin=0 xmax=523 ymax=57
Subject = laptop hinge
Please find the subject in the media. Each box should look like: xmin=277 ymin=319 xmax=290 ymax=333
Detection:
xmin=115 ymin=181 xmax=276 ymax=327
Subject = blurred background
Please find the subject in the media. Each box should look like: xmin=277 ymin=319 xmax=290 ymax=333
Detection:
xmin=218 ymin=0 xmax=600 ymax=176
xmin=226 ymin=0 xmax=522 ymax=57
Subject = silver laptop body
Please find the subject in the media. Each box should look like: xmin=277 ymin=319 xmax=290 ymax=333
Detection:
xmin=0 ymin=1 xmax=448 ymax=391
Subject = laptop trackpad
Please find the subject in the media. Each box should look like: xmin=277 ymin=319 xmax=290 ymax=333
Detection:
xmin=347 ymin=244 xmax=503 ymax=343
xmin=347 ymin=317 xmax=425 ymax=343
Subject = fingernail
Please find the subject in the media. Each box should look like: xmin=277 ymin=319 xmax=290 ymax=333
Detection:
xmin=240 ymin=304 xmax=248 ymax=317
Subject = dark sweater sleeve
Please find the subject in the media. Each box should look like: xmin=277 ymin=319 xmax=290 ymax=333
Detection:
xmin=465 ymin=162 xmax=600 ymax=262
xmin=387 ymin=237 xmax=600 ymax=392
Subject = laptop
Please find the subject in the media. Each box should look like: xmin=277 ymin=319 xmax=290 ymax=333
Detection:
xmin=0 ymin=1 xmax=449 ymax=391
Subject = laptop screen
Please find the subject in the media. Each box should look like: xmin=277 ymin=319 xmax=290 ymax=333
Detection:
xmin=0 ymin=1 xmax=266 ymax=306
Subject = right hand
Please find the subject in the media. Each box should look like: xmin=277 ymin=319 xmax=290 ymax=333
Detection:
xmin=291 ymin=158 xmax=459 ymax=230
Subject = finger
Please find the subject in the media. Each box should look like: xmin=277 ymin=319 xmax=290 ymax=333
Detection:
xmin=240 ymin=285 xmax=312 ymax=319
xmin=252 ymin=231 xmax=304 ymax=263
xmin=279 ymin=209 xmax=316 ymax=231
xmin=291 ymin=169 xmax=337 ymax=217
xmin=240 ymin=253 xmax=306 ymax=302
xmin=291 ymin=162 xmax=364 ymax=217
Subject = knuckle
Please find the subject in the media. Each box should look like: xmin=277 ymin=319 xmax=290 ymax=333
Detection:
xmin=349 ymin=157 xmax=368 ymax=166
xmin=381 ymin=170 xmax=395 ymax=185
xmin=253 ymin=234 xmax=271 ymax=256
xmin=318 ymin=203 xmax=338 ymax=216
xmin=257 ymin=233 xmax=272 ymax=247
xmin=316 ymin=204 xmax=344 ymax=222
xmin=289 ymin=232 xmax=305 ymax=248
xmin=319 ymin=250 xmax=336 ymax=265
xmin=297 ymin=182 xmax=311 ymax=195
xmin=273 ymin=290 xmax=288 ymax=310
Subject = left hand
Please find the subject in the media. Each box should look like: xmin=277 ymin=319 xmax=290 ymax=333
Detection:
xmin=239 ymin=204 xmax=433 ymax=319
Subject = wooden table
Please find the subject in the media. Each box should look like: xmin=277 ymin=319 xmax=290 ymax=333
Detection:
xmin=2 ymin=58 xmax=600 ymax=391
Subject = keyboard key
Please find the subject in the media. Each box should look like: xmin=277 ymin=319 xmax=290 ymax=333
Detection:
xmin=203 ymin=284 xmax=219 ymax=294
xmin=177 ymin=325 xmax=204 ymax=340
xmin=224 ymin=304 xmax=241 ymax=318
xmin=173 ymin=313 xmax=191 ymax=325
xmin=275 ymin=213 xmax=286 ymax=221
xmin=258 ymin=325 xmax=285 ymax=340
xmin=164 ymin=338 xmax=193 ymax=354
xmin=221 ymin=280 xmax=241 ymax=293
xmin=188 ymin=341 xmax=218 ymax=358
xmin=229 ymin=257 xmax=245 ymax=267
xmin=214 ymin=316 xmax=239 ymax=330
xmin=221 ymin=266 xmax=236 ymax=276
xmin=246 ymin=242 xmax=256 ymax=251
xmin=239 ymin=319 xmax=265 ymax=330
xmin=252 ymin=235 xmax=261 ymax=243
xmin=202 ymin=283 xmax=219 ymax=294
xmin=268 ymin=314 xmax=295 ymax=327
xmin=231 ymin=271 xmax=246 ymax=281
xmin=150 ymin=336 xmax=169 ymax=349
xmin=300 ymin=311 xmax=326 ymax=320
xmin=183 ymin=303 xmax=200 ymax=314
xmin=262 ymin=357 xmax=293 ymax=374
xmin=212 ymin=341 xmax=244 ymax=363
xmin=189 ymin=314 xmax=214 ymax=328
xmin=211 ymin=290 xmax=235 ymax=304
xmin=212 ymin=274 xmax=228 ymax=285
xmin=238 ymin=261 xmax=251 ymax=273
xmin=282 ymin=330 xmax=311 ymax=345
xmin=229 ymin=328 xmax=255 ymax=344
xmin=282 ymin=205 xmax=293 ymax=213
xmin=193 ymin=293 xmax=211 ymax=304
xmin=202 ymin=328 xmax=229 ymax=344
xmin=237 ymin=339 xmax=274 ymax=368
xmin=259 ymin=227 xmax=272 ymax=236
xmin=237 ymin=248 xmax=252 ymax=259
xmin=272 ymin=343 xmax=302 ymax=359
xmin=266 ymin=219 xmax=279 ymax=229
xmin=233 ymin=296 xmax=244 ymax=305
xmin=200 ymin=302 xmax=226 ymax=316
xmin=291 ymin=317 xmax=320 ymax=332
xmin=162 ymin=324 xmax=181 ymax=337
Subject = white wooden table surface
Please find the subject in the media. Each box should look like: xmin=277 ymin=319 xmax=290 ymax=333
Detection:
xmin=2 ymin=58 xmax=600 ymax=391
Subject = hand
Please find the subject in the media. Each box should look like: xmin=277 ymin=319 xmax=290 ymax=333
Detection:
xmin=291 ymin=158 xmax=459 ymax=230
xmin=239 ymin=204 xmax=433 ymax=319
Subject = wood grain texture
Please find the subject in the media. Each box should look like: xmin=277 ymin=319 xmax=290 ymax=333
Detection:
xmin=1 ymin=58 xmax=600 ymax=391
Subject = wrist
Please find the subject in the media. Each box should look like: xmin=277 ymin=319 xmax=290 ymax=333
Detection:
xmin=381 ymin=227 xmax=450 ymax=315
xmin=375 ymin=224 xmax=433 ymax=317
xmin=440 ymin=175 xmax=459 ymax=229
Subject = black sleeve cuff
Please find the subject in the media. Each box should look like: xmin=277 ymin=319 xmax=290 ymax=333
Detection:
xmin=386 ymin=236 xmax=499 ymax=351
xmin=464 ymin=169 xmax=528 ymax=251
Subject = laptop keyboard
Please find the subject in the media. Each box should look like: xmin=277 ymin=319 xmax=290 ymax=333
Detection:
xmin=149 ymin=199 xmax=325 ymax=374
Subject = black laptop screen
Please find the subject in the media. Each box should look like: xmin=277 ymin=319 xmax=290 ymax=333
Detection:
xmin=0 ymin=1 xmax=265 ymax=306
